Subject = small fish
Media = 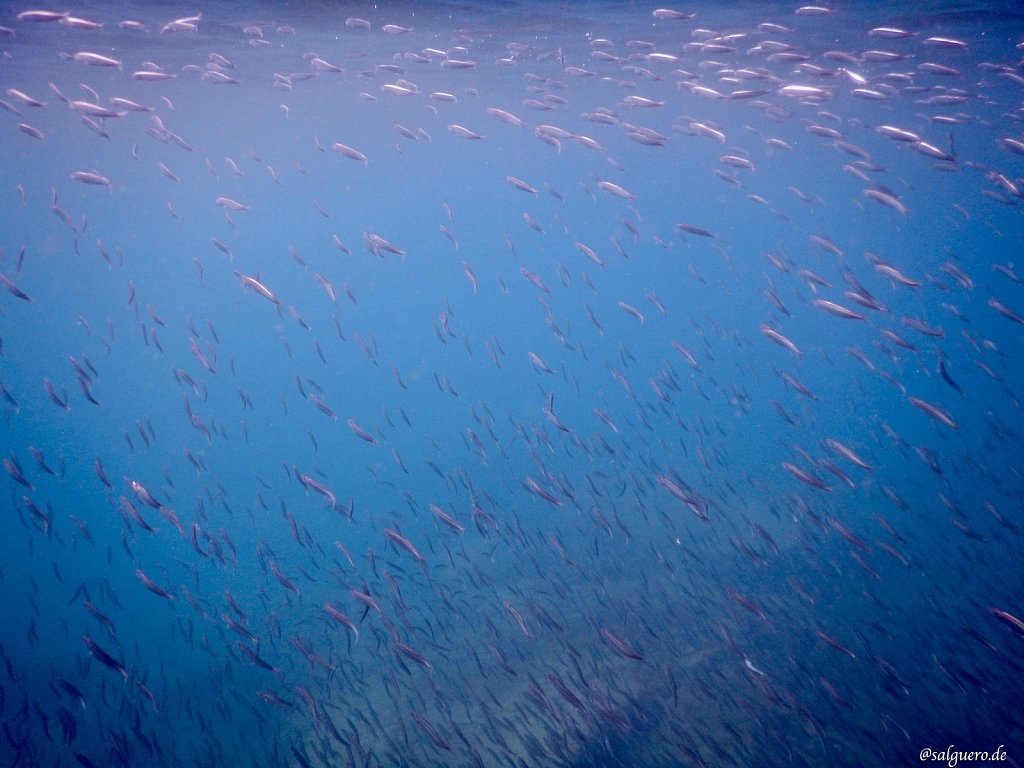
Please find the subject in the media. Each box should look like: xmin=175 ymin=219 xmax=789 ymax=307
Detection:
xmin=383 ymin=528 xmax=424 ymax=562
xmin=812 ymin=299 xmax=864 ymax=320
xmin=70 ymin=171 xmax=112 ymax=189
xmin=447 ymin=124 xmax=484 ymax=140
xmin=0 ymin=273 xmax=32 ymax=301
xmin=908 ymin=396 xmax=958 ymax=430
xmin=82 ymin=635 xmax=128 ymax=680
xmin=347 ymin=418 xmax=378 ymax=444
xmin=135 ymin=569 xmax=174 ymax=601
xmin=71 ymin=52 xmax=123 ymax=70
xmin=331 ymin=142 xmax=368 ymax=164
xmin=601 ymin=628 xmax=645 ymax=660
xmin=215 ymin=196 xmax=249 ymax=211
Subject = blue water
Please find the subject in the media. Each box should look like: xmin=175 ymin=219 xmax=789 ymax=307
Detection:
xmin=1 ymin=2 xmax=1022 ymax=766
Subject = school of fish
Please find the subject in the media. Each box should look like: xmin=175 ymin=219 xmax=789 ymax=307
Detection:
xmin=0 ymin=2 xmax=1022 ymax=767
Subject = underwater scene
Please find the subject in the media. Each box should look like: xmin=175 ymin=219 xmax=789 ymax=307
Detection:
xmin=1 ymin=1 xmax=1023 ymax=766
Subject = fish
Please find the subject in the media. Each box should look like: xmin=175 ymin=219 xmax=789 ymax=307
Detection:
xmin=135 ymin=568 xmax=174 ymax=601
xmin=347 ymin=418 xmax=378 ymax=444
xmin=447 ymin=124 xmax=485 ymax=140
xmin=393 ymin=639 xmax=432 ymax=671
xmin=69 ymin=171 xmax=112 ymax=189
xmin=0 ymin=273 xmax=32 ymax=301
xmin=618 ymin=301 xmax=645 ymax=323
xmin=596 ymin=179 xmax=636 ymax=199
xmin=815 ymin=630 xmax=857 ymax=659
xmin=825 ymin=439 xmax=873 ymax=470
xmin=600 ymin=628 xmax=646 ymax=660
xmin=383 ymin=528 xmax=425 ymax=563
xmin=17 ymin=123 xmax=44 ymax=140
xmin=505 ymin=602 xmax=532 ymax=637
xmin=908 ymin=396 xmax=958 ymax=430
xmin=783 ymin=462 xmax=832 ymax=492
xmin=676 ymin=223 xmax=717 ymax=238
xmin=17 ymin=10 xmax=68 ymax=22
xmin=82 ymin=635 xmax=128 ymax=680
xmin=70 ymin=52 xmax=123 ymax=70
xmin=760 ymin=324 xmax=801 ymax=355
xmin=429 ymin=503 xmax=464 ymax=534
xmin=812 ymin=299 xmax=865 ymax=320
xmin=215 ymin=196 xmax=249 ymax=211
xmin=989 ymin=608 xmax=1024 ymax=636
xmin=409 ymin=711 xmax=451 ymax=751
xmin=506 ymin=176 xmax=537 ymax=194
xmin=232 ymin=271 xmax=281 ymax=306
xmin=235 ymin=642 xmax=276 ymax=673
xmin=324 ymin=603 xmax=359 ymax=644
xmin=331 ymin=142 xmax=369 ymax=164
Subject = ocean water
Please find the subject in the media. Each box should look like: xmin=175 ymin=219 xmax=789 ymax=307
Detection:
xmin=1 ymin=2 xmax=1022 ymax=766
